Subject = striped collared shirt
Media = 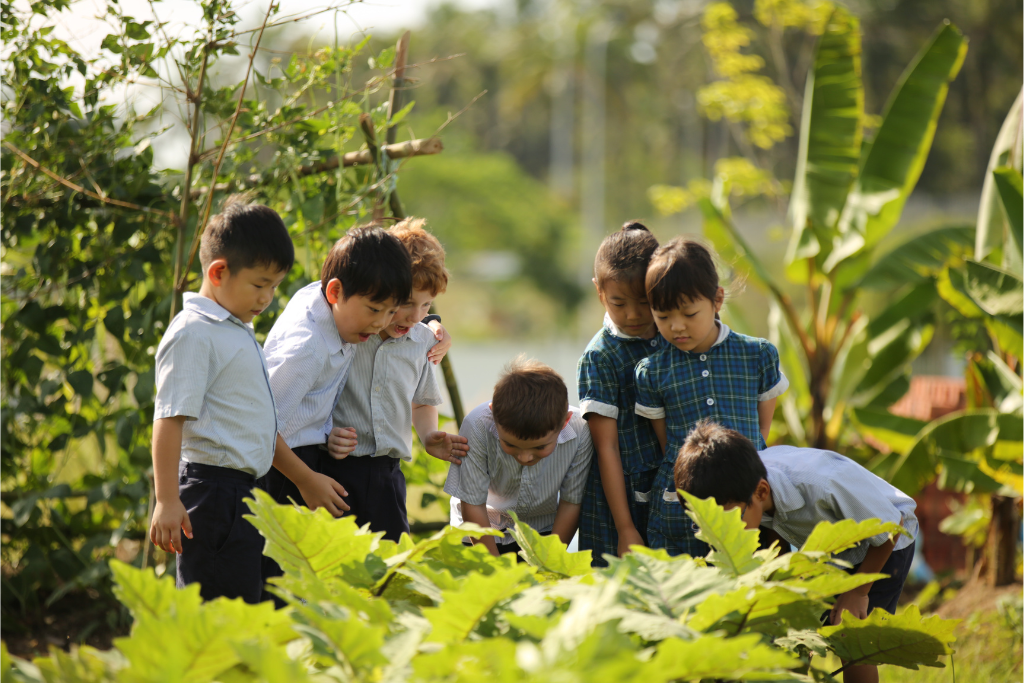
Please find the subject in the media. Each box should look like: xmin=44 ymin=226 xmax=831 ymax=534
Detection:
xmin=444 ymin=402 xmax=594 ymax=543
xmin=759 ymin=445 xmax=919 ymax=565
xmin=263 ymin=282 xmax=354 ymax=449
xmin=154 ymin=293 xmax=278 ymax=477
xmin=332 ymin=322 xmax=442 ymax=461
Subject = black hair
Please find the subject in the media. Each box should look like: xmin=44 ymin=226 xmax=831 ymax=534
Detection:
xmin=320 ymin=225 xmax=413 ymax=304
xmin=674 ymin=420 xmax=766 ymax=505
xmin=594 ymin=220 xmax=660 ymax=295
xmin=200 ymin=195 xmax=294 ymax=274
xmin=645 ymin=237 xmax=721 ymax=312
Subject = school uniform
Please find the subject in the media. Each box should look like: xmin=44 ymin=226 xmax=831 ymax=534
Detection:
xmin=759 ymin=445 xmax=919 ymax=614
xmin=444 ymin=403 xmax=593 ymax=548
xmin=634 ymin=322 xmax=787 ymax=556
xmin=154 ymin=293 xmax=278 ymax=604
xmin=576 ymin=314 xmax=666 ymax=566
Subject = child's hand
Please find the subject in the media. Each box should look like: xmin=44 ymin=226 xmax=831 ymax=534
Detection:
xmin=426 ymin=322 xmax=451 ymax=365
xmin=422 ymin=430 xmax=469 ymax=465
xmin=297 ymin=471 xmax=350 ymax=517
xmin=327 ymin=427 xmax=357 ymax=459
xmin=617 ymin=527 xmax=645 ymax=557
xmin=150 ymin=498 xmax=193 ymax=554
xmin=830 ymin=589 xmax=870 ymax=625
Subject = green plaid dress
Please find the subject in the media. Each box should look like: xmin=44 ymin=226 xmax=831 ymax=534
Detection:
xmin=634 ymin=322 xmax=787 ymax=557
xmin=577 ymin=315 xmax=667 ymax=566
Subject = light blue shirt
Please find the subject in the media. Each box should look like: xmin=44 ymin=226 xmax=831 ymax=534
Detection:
xmin=264 ymin=282 xmax=355 ymax=449
xmin=154 ymin=293 xmax=278 ymax=477
xmin=332 ymin=322 xmax=442 ymax=461
xmin=759 ymin=445 xmax=919 ymax=565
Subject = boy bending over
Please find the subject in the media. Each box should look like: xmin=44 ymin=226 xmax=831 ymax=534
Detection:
xmin=674 ymin=420 xmax=919 ymax=683
xmin=444 ymin=357 xmax=593 ymax=557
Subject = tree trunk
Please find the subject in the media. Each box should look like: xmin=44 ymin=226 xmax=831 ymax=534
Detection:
xmin=986 ymin=494 xmax=1018 ymax=586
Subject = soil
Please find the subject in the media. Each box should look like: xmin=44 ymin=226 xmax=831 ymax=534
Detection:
xmin=936 ymin=578 xmax=1023 ymax=621
xmin=2 ymin=593 xmax=130 ymax=660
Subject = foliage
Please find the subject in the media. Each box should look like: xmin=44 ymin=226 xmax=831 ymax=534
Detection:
xmin=1 ymin=492 xmax=960 ymax=682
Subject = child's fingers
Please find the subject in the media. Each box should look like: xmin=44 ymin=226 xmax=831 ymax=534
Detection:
xmin=330 ymin=480 xmax=350 ymax=506
xmin=181 ymin=512 xmax=193 ymax=540
xmin=447 ymin=454 xmax=463 ymax=465
xmin=451 ymin=435 xmax=469 ymax=445
xmin=170 ymin=528 xmax=183 ymax=555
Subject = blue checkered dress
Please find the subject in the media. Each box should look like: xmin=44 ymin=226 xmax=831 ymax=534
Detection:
xmin=577 ymin=315 xmax=667 ymax=567
xmin=634 ymin=323 xmax=787 ymax=556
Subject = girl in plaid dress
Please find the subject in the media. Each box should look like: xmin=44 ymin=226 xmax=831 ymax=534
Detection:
xmin=577 ymin=222 xmax=667 ymax=566
xmin=635 ymin=238 xmax=787 ymax=556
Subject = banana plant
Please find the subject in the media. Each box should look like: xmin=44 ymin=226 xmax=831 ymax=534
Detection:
xmin=701 ymin=8 xmax=967 ymax=449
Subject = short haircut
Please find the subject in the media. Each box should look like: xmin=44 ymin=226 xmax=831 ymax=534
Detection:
xmin=389 ymin=217 xmax=449 ymax=297
xmin=646 ymin=237 xmax=721 ymax=312
xmin=674 ymin=420 xmax=766 ymax=505
xmin=199 ymin=195 xmax=294 ymax=274
xmin=594 ymin=221 xmax=659 ymax=295
xmin=491 ymin=355 xmax=569 ymax=440
xmin=320 ymin=225 xmax=412 ymax=304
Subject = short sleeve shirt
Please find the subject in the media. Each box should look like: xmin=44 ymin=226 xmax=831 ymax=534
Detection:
xmin=577 ymin=314 xmax=666 ymax=474
xmin=443 ymin=403 xmax=594 ymax=542
xmin=154 ymin=293 xmax=278 ymax=477
xmin=332 ymin=323 xmax=442 ymax=461
xmin=760 ymin=445 xmax=919 ymax=565
xmin=263 ymin=282 xmax=355 ymax=449
xmin=635 ymin=322 xmax=787 ymax=461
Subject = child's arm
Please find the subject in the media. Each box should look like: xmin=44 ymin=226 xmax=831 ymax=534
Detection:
xmin=462 ymin=502 xmax=500 ymax=556
xmin=588 ymin=415 xmax=644 ymax=555
xmin=271 ymin=434 xmax=350 ymax=516
xmin=829 ymin=538 xmax=895 ymax=624
xmin=551 ymin=500 xmax=582 ymax=546
xmin=651 ymin=418 xmax=667 ymax=455
xmin=425 ymin=320 xmax=451 ymax=365
xmin=149 ymin=416 xmax=192 ymax=554
xmin=412 ymin=403 xmax=468 ymax=465
xmin=757 ymin=398 xmax=777 ymax=442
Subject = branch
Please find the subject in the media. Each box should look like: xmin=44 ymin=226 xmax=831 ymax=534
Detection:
xmin=433 ymin=90 xmax=487 ymax=136
xmin=3 ymin=142 xmax=175 ymax=219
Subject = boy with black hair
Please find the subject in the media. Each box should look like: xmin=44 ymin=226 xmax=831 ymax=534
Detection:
xmin=150 ymin=197 xmax=344 ymax=603
xmin=444 ymin=357 xmax=593 ymax=557
xmin=675 ymin=420 xmax=918 ymax=683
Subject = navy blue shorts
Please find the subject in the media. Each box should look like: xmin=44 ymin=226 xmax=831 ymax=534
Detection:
xmin=824 ymin=542 xmax=915 ymax=623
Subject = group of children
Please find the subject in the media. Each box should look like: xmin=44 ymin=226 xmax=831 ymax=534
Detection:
xmin=152 ymin=203 xmax=918 ymax=683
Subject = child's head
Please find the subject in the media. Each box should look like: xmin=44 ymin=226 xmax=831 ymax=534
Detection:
xmin=199 ymin=196 xmax=294 ymax=323
xmin=490 ymin=356 xmax=570 ymax=466
xmin=593 ymin=221 xmax=660 ymax=336
xmin=384 ymin=217 xmax=449 ymax=338
xmin=674 ymin=420 xmax=771 ymax=529
xmin=646 ymin=237 xmax=725 ymax=353
xmin=320 ymin=225 xmax=412 ymax=344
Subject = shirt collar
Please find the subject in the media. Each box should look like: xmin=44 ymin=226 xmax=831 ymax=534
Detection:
xmin=485 ymin=404 xmax=577 ymax=445
xmin=762 ymin=463 xmax=805 ymax=526
xmin=603 ymin=312 xmax=657 ymax=341
xmin=303 ymin=282 xmax=347 ymax=355
xmin=183 ymin=292 xmax=242 ymax=326
xmin=711 ymin=321 xmax=731 ymax=348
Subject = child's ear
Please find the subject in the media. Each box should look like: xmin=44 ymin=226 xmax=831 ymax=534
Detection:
xmin=206 ymin=259 xmax=229 ymax=287
xmin=324 ymin=278 xmax=343 ymax=305
xmin=755 ymin=478 xmax=771 ymax=503
xmin=713 ymin=286 xmax=725 ymax=312
xmin=563 ymin=411 xmax=572 ymax=428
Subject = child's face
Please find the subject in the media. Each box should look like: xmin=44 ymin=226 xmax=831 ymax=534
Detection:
xmin=493 ymin=416 xmax=568 ymax=466
xmin=325 ymin=279 xmax=400 ymax=344
xmin=722 ymin=479 xmax=773 ymax=529
xmin=652 ymin=287 xmax=724 ymax=353
xmin=596 ymin=278 xmax=655 ymax=338
xmin=208 ymin=262 xmax=288 ymax=324
xmin=383 ymin=287 xmax=435 ymax=339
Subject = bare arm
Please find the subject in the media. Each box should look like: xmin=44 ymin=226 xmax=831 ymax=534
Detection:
xmin=651 ymin=417 xmax=667 ymax=456
xmin=462 ymin=502 xmax=499 ymax=556
xmin=413 ymin=403 xmax=469 ymax=465
xmin=271 ymin=434 xmax=349 ymax=516
xmin=588 ymin=415 xmax=643 ymax=553
xmin=149 ymin=416 xmax=191 ymax=554
xmin=550 ymin=500 xmax=582 ymax=546
xmin=758 ymin=398 xmax=777 ymax=441
xmin=830 ymin=538 xmax=895 ymax=625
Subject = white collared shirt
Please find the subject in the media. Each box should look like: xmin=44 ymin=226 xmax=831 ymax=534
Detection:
xmin=759 ymin=445 xmax=919 ymax=565
xmin=263 ymin=282 xmax=355 ymax=449
xmin=332 ymin=322 xmax=442 ymax=461
xmin=154 ymin=293 xmax=278 ymax=477
xmin=443 ymin=402 xmax=593 ymax=543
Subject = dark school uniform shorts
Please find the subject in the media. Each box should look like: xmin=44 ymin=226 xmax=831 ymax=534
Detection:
xmin=823 ymin=541 xmax=916 ymax=624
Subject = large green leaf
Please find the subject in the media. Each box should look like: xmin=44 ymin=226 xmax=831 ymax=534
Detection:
xmin=849 ymin=319 xmax=933 ymax=408
xmin=688 ymin=584 xmax=826 ymax=636
xmin=786 ymin=6 xmax=863 ymax=269
xmin=963 ymin=260 xmax=1024 ymax=316
xmin=110 ymin=559 xmax=199 ymax=622
xmin=508 ymin=511 xmax=593 ymax=577
xmin=976 ymin=88 xmax=1022 ymax=268
xmin=648 ymin=634 xmax=800 ymax=681
xmin=801 ymin=519 xmax=906 ymax=555
xmin=826 ymin=22 xmax=967 ymax=272
xmin=422 ymin=564 xmax=534 ymax=644
xmin=605 ymin=551 xmax=735 ymax=619
xmin=992 ymin=166 xmax=1023 ymax=265
xmin=858 ymin=226 xmax=974 ymax=289
xmin=851 ymin=407 xmax=927 ymax=454
xmin=820 ymin=604 xmax=958 ymax=669
xmin=680 ymin=492 xmax=761 ymax=576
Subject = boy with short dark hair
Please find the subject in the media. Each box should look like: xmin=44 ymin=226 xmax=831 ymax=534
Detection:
xmin=151 ymin=198 xmax=341 ymax=603
xmin=675 ymin=420 xmax=918 ymax=683
xmin=444 ymin=357 xmax=593 ymax=557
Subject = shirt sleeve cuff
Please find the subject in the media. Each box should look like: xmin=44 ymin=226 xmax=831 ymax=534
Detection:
xmin=758 ymin=372 xmax=789 ymax=401
xmin=153 ymin=404 xmax=200 ymax=421
xmin=442 ymin=470 xmax=487 ymax=506
xmin=580 ymin=399 xmax=619 ymax=420
xmin=635 ymin=403 xmax=666 ymax=420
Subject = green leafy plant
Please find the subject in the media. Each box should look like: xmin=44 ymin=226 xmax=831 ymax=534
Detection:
xmin=1 ymin=491 xmax=959 ymax=682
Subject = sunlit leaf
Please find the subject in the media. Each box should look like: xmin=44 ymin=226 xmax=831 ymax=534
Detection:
xmin=820 ymin=604 xmax=958 ymax=669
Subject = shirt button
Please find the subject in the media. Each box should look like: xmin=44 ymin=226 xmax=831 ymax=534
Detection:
xmin=699 ymin=354 xmax=707 ymax=361
xmin=702 ymin=370 xmax=710 ymax=377
xmin=650 ymin=340 xmax=657 ymax=346
xmin=706 ymin=398 xmax=715 ymax=406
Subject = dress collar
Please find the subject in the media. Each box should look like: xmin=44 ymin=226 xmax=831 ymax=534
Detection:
xmin=603 ymin=312 xmax=656 ymax=341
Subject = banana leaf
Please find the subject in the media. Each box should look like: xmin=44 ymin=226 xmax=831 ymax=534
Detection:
xmin=976 ymin=88 xmax=1022 ymax=267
